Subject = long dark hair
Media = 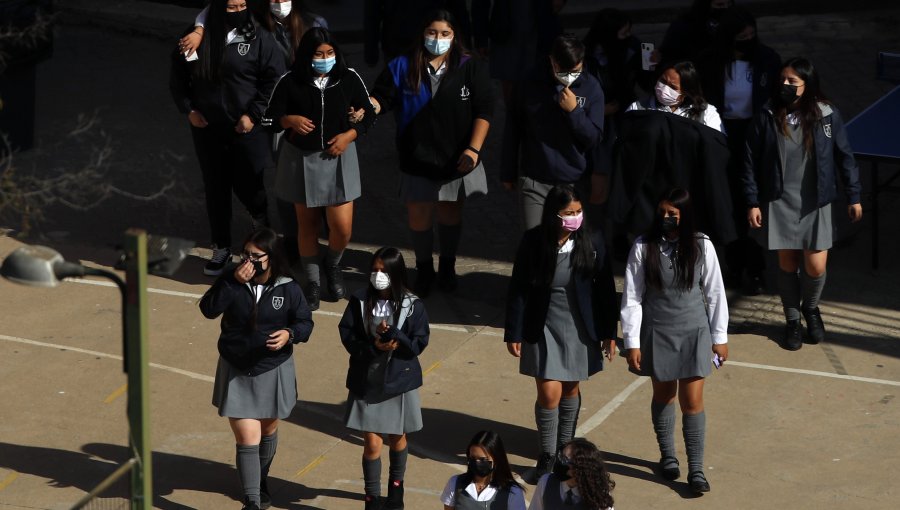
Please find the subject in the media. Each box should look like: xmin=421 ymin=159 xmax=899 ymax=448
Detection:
xmin=709 ymin=6 xmax=758 ymax=79
xmin=292 ymin=27 xmax=348 ymax=79
xmin=364 ymin=247 xmax=411 ymax=331
xmin=254 ymin=0 xmax=318 ymax=62
xmin=241 ymin=227 xmax=289 ymax=332
xmin=465 ymin=430 xmax=523 ymax=493
xmin=566 ymin=438 xmax=615 ymax=510
xmin=405 ymin=9 xmax=469 ymax=93
xmin=775 ymin=57 xmax=829 ymax=153
xmin=659 ymin=61 xmax=709 ymax=121
xmin=530 ymin=185 xmax=595 ymax=287
xmin=198 ymin=0 xmax=257 ymax=81
xmin=643 ymin=188 xmax=700 ymax=292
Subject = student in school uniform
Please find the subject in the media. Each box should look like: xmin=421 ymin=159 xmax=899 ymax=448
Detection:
xmin=529 ymin=438 xmax=615 ymax=510
xmin=440 ymin=430 xmax=526 ymax=510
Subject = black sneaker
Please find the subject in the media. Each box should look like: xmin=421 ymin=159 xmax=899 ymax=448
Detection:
xmin=204 ymin=247 xmax=231 ymax=276
xmin=413 ymin=263 xmax=435 ymax=298
xmin=305 ymin=282 xmax=321 ymax=311
xmin=783 ymin=319 xmax=803 ymax=351
xmin=325 ymin=263 xmax=346 ymax=300
xmin=437 ymin=256 xmax=457 ymax=292
xmin=383 ymin=479 xmax=404 ymax=510
xmin=802 ymin=307 xmax=825 ymax=344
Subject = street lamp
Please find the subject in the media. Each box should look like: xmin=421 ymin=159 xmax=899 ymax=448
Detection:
xmin=0 ymin=229 xmax=191 ymax=510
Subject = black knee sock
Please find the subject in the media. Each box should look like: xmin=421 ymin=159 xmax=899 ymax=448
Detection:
xmin=683 ymin=411 xmax=706 ymax=475
xmin=437 ymin=223 xmax=462 ymax=259
xmin=259 ymin=432 xmax=278 ymax=482
xmin=236 ymin=444 xmax=261 ymax=505
xmin=362 ymin=456 xmax=381 ymax=497
xmin=388 ymin=446 xmax=408 ymax=482
xmin=777 ymin=269 xmax=801 ymax=321
xmin=557 ymin=394 xmax=581 ymax=450
xmin=801 ymin=270 xmax=826 ymax=310
xmin=410 ymin=228 xmax=434 ymax=269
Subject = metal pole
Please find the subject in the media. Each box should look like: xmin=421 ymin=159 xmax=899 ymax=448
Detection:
xmin=123 ymin=229 xmax=152 ymax=510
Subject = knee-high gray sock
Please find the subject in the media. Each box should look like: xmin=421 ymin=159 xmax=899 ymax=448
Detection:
xmin=236 ymin=444 xmax=261 ymax=505
xmin=410 ymin=228 xmax=434 ymax=268
xmin=437 ymin=223 xmax=462 ymax=259
xmin=301 ymin=256 xmax=320 ymax=285
xmin=557 ymin=394 xmax=581 ymax=450
xmin=259 ymin=432 xmax=278 ymax=481
xmin=777 ymin=269 xmax=801 ymax=321
xmin=535 ymin=402 xmax=559 ymax=455
xmin=388 ymin=446 xmax=408 ymax=481
xmin=801 ymin=270 xmax=826 ymax=310
xmin=651 ymin=401 xmax=677 ymax=460
xmin=683 ymin=411 xmax=706 ymax=475
xmin=362 ymin=456 xmax=381 ymax=497
xmin=325 ymin=248 xmax=344 ymax=267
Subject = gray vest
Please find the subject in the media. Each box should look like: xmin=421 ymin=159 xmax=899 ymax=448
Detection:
xmin=454 ymin=475 xmax=510 ymax=510
xmin=541 ymin=474 xmax=587 ymax=510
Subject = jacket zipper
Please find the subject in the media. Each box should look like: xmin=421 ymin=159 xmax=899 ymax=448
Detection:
xmin=319 ymin=86 xmax=326 ymax=149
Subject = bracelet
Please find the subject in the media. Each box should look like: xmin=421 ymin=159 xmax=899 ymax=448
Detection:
xmin=467 ymin=145 xmax=481 ymax=155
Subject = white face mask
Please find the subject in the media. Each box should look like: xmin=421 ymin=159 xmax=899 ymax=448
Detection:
xmin=270 ymin=1 xmax=292 ymax=19
xmin=555 ymin=71 xmax=581 ymax=87
xmin=655 ymin=80 xmax=681 ymax=106
xmin=370 ymin=271 xmax=391 ymax=291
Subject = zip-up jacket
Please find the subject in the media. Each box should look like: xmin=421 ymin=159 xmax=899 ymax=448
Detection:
xmin=742 ymin=102 xmax=862 ymax=208
xmin=264 ymin=68 xmax=376 ymax=150
xmin=200 ymin=273 xmax=313 ymax=375
xmin=501 ymin=67 xmax=605 ymax=184
xmin=170 ymin=22 xmax=286 ymax=125
xmin=371 ymin=54 xmax=495 ymax=180
xmin=338 ymin=289 xmax=429 ymax=398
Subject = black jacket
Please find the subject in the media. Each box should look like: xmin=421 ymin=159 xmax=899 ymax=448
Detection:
xmin=264 ymin=68 xmax=376 ymax=150
xmin=609 ymin=109 xmax=736 ymax=244
xmin=505 ymin=229 xmax=618 ymax=347
xmin=371 ymin=54 xmax=495 ymax=179
xmin=742 ymin=102 xmax=862 ymax=207
xmin=339 ymin=289 xmax=430 ymax=398
xmin=170 ymin=23 xmax=287 ymax=125
xmin=200 ymin=274 xmax=313 ymax=375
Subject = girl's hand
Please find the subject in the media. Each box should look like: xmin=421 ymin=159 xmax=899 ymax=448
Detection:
xmin=286 ymin=115 xmax=315 ymax=135
xmin=188 ymin=110 xmax=208 ymax=128
xmin=559 ymin=87 xmax=578 ymax=113
xmin=626 ymin=348 xmax=641 ymax=372
xmin=235 ymin=114 xmax=254 ymax=134
xmin=602 ymin=339 xmax=617 ymax=362
xmin=234 ymin=259 xmax=255 ymax=284
xmin=456 ymin=149 xmax=478 ymax=175
xmin=848 ymin=203 xmax=863 ymax=222
xmin=369 ymin=97 xmax=381 ymax=114
xmin=266 ymin=329 xmax=291 ymax=351
xmin=748 ymin=207 xmax=763 ymax=228
xmin=179 ymin=28 xmax=203 ymax=57
xmin=326 ymin=130 xmax=357 ymax=156
xmin=348 ymin=107 xmax=365 ymax=124
xmin=712 ymin=343 xmax=729 ymax=364
xmin=375 ymin=338 xmax=398 ymax=351
xmin=506 ymin=342 xmax=521 ymax=357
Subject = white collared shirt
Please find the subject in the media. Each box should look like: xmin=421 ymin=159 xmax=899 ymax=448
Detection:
xmin=440 ymin=475 xmax=526 ymax=510
xmin=627 ymin=99 xmax=725 ymax=133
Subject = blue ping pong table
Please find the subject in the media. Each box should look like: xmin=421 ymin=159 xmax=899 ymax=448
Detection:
xmin=846 ymin=84 xmax=900 ymax=270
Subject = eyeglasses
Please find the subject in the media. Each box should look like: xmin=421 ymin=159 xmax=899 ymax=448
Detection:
xmin=240 ymin=251 xmax=268 ymax=262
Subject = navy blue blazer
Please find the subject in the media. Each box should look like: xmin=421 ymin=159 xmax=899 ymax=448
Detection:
xmin=504 ymin=228 xmax=618 ymax=345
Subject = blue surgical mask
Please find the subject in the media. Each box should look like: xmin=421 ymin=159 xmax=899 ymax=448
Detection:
xmin=424 ymin=36 xmax=452 ymax=56
xmin=311 ymin=56 xmax=336 ymax=74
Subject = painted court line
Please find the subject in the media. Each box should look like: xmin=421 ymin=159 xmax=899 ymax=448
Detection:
xmin=576 ymin=378 xmax=649 ymax=437
xmin=103 ymin=383 xmax=128 ymax=404
xmin=727 ymin=360 xmax=900 ymax=387
xmin=0 ymin=471 xmax=18 ymax=492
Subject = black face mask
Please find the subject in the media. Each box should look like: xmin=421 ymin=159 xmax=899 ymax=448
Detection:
xmin=225 ymin=10 xmax=250 ymax=30
xmin=552 ymin=459 xmax=572 ymax=481
xmin=251 ymin=259 xmax=266 ymax=274
xmin=779 ymin=83 xmax=799 ymax=105
xmin=467 ymin=459 xmax=494 ymax=478
xmin=662 ymin=216 xmax=679 ymax=233
xmin=734 ymin=37 xmax=757 ymax=56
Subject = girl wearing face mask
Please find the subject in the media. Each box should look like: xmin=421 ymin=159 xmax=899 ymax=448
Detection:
xmin=505 ymin=185 xmax=618 ymax=481
xmin=500 ymin=34 xmax=606 ymax=230
xmin=265 ymin=28 xmax=375 ymax=310
xmin=531 ymin=438 xmax=615 ymax=510
xmin=368 ymin=9 xmax=495 ymax=297
xmin=440 ymin=430 xmax=526 ymax=510
xmin=620 ymin=188 xmax=728 ymax=494
xmin=200 ymin=228 xmax=314 ymax=510
xmin=627 ymin=61 xmax=724 ymax=132
xmin=338 ymin=247 xmax=430 ymax=510
xmin=743 ymin=57 xmax=862 ymax=351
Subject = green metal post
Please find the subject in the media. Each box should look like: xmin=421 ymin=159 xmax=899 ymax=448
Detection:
xmin=123 ymin=229 xmax=152 ymax=510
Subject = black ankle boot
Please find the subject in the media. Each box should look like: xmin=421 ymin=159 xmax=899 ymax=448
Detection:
xmin=783 ymin=319 xmax=802 ymax=351
xmin=802 ymin=307 xmax=825 ymax=344
xmin=413 ymin=262 xmax=435 ymax=297
xmin=325 ymin=262 xmax=346 ymax=300
xmin=437 ymin=256 xmax=457 ymax=292
xmin=305 ymin=282 xmax=320 ymax=311
xmin=383 ymin=480 xmax=404 ymax=510
xmin=364 ymin=494 xmax=382 ymax=510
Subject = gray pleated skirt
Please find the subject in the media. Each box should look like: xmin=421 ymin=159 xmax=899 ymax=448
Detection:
xmin=275 ymin=140 xmax=361 ymax=207
xmin=344 ymin=389 xmax=423 ymax=435
xmin=399 ymin=163 xmax=488 ymax=202
xmin=212 ymin=356 xmax=298 ymax=419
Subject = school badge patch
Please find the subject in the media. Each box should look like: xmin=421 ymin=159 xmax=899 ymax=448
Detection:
xmin=272 ymin=296 xmax=284 ymax=310
xmin=238 ymin=43 xmax=250 ymax=56
xmin=823 ymin=123 xmax=832 ymax=138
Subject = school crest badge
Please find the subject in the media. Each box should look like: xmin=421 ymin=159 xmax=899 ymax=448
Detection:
xmin=272 ymin=296 xmax=284 ymax=310
xmin=460 ymin=85 xmax=470 ymax=100
xmin=237 ymin=43 xmax=250 ymax=56
xmin=823 ymin=123 xmax=832 ymax=138
xmin=576 ymin=96 xmax=586 ymax=108
xmin=759 ymin=72 xmax=767 ymax=87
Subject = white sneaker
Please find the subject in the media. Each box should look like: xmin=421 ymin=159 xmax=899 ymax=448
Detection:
xmin=204 ymin=247 xmax=231 ymax=276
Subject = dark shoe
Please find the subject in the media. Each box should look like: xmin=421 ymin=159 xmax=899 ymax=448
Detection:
xmin=783 ymin=319 xmax=802 ymax=351
xmin=364 ymin=494 xmax=382 ymax=510
xmin=437 ymin=256 xmax=457 ymax=292
xmin=658 ymin=456 xmax=681 ymax=480
xmin=413 ymin=263 xmax=435 ymax=298
xmin=305 ymin=282 xmax=321 ymax=311
xmin=325 ymin=263 xmax=346 ymax=300
xmin=745 ymin=274 xmax=765 ymax=296
xmin=688 ymin=471 xmax=710 ymax=493
xmin=536 ymin=452 xmax=555 ymax=477
xmin=259 ymin=479 xmax=271 ymax=510
xmin=204 ymin=246 xmax=231 ymax=276
xmin=802 ymin=307 xmax=825 ymax=344
xmin=383 ymin=480 xmax=404 ymax=510
xmin=241 ymin=498 xmax=261 ymax=510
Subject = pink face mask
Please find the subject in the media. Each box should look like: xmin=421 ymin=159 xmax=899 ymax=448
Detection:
xmin=558 ymin=212 xmax=584 ymax=232
xmin=655 ymin=80 xmax=681 ymax=106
